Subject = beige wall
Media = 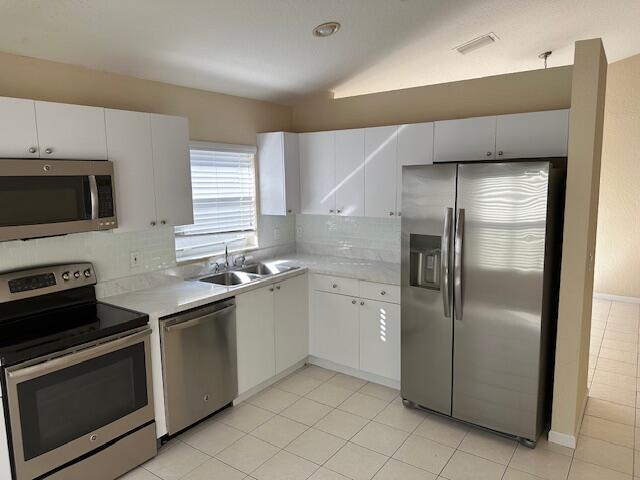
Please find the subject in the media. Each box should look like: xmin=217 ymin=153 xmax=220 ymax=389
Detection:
xmin=594 ymin=53 xmax=640 ymax=298
xmin=552 ymin=39 xmax=608 ymax=441
xmin=292 ymin=66 xmax=573 ymax=131
xmin=0 ymin=52 xmax=292 ymax=145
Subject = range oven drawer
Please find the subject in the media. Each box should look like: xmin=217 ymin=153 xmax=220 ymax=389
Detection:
xmin=4 ymin=327 xmax=154 ymax=480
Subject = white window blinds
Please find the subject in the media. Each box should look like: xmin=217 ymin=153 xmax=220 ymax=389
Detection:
xmin=175 ymin=145 xmax=257 ymax=236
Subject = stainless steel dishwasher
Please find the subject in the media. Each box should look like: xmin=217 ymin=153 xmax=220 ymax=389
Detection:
xmin=160 ymin=298 xmax=237 ymax=435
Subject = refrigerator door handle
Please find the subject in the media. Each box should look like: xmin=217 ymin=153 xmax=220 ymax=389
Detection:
xmin=454 ymin=208 xmax=465 ymax=320
xmin=441 ymin=207 xmax=453 ymax=318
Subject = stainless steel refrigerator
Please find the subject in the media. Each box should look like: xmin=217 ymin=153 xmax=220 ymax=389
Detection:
xmin=401 ymin=159 xmax=565 ymax=445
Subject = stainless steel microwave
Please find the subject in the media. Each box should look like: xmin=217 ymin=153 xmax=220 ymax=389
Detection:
xmin=0 ymin=159 xmax=117 ymax=241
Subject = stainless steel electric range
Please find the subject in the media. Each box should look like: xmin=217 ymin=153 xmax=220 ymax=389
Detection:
xmin=0 ymin=263 xmax=156 ymax=480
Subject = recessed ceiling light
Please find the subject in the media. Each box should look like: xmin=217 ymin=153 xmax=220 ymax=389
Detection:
xmin=313 ymin=22 xmax=340 ymax=38
xmin=455 ymin=32 xmax=499 ymax=54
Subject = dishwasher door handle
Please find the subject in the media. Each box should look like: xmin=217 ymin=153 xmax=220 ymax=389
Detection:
xmin=164 ymin=305 xmax=236 ymax=332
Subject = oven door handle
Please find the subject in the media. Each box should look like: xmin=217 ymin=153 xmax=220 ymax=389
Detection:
xmin=6 ymin=327 xmax=151 ymax=381
xmin=89 ymin=175 xmax=99 ymax=220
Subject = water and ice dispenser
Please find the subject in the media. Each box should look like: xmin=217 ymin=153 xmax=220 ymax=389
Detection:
xmin=409 ymin=234 xmax=441 ymax=290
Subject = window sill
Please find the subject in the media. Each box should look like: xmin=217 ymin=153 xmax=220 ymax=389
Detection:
xmin=176 ymin=245 xmax=260 ymax=265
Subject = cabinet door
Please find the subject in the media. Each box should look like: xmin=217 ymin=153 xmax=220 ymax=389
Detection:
xmin=150 ymin=114 xmax=194 ymax=227
xmin=434 ymin=116 xmax=496 ymax=163
xmin=365 ymin=126 xmax=398 ymax=218
xmin=359 ymin=300 xmax=400 ymax=381
xmin=274 ymin=275 xmax=309 ymax=374
xmin=396 ymin=122 xmax=433 ymax=215
xmin=0 ymin=97 xmax=39 ymax=158
xmin=495 ymin=110 xmax=569 ymax=159
xmin=236 ymin=286 xmax=276 ymax=394
xmin=34 ymin=101 xmax=107 ymax=159
xmin=105 ymin=109 xmax=157 ymax=232
xmin=335 ymin=129 xmax=365 ymax=217
xmin=299 ymin=131 xmax=335 ymax=215
xmin=311 ymin=291 xmax=359 ymax=369
xmin=283 ymin=133 xmax=301 ymax=215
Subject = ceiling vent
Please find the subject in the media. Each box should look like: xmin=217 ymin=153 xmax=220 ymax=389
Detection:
xmin=455 ymin=33 xmax=499 ymax=54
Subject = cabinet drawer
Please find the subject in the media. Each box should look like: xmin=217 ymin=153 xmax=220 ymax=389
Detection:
xmin=359 ymin=281 xmax=400 ymax=304
xmin=313 ymin=274 xmax=359 ymax=297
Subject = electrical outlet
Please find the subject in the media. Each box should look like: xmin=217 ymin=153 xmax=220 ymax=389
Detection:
xmin=130 ymin=251 xmax=141 ymax=268
xmin=273 ymin=227 xmax=281 ymax=241
xmin=296 ymin=225 xmax=303 ymax=240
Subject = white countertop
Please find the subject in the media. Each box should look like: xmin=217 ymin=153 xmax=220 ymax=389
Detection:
xmin=102 ymin=254 xmax=400 ymax=318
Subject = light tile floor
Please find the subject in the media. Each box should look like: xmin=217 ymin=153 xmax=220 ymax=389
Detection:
xmin=121 ymin=299 xmax=640 ymax=480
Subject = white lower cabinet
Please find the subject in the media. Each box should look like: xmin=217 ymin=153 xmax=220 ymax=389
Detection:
xmin=359 ymin=299 xmax=401 ymax=380
xmin=312 ymin=291 xmax=360 ymax=369
xmin=274 ymin=275 xmax=309 ymax=374
xmin=311 ymin=274 xmax=401 ymax=382
xmin=236 ymin=285 xmax=276 ymax=394
xmin=236 ymin=273 xmax=309 ymax=394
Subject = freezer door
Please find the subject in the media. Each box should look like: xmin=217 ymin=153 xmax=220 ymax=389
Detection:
xmin=452 ymin=161 xmax=549 ymax=440
xmin=401 ymin=164 xmax=456 ymax=415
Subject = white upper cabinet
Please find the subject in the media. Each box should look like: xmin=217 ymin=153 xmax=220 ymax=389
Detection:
xmin=150 ymin=114 xmax=193 ymax=227
xmin=0 ymin=97 xmax=39 ymax=158
xmin=495 ymin=109 xmax=569 ymax=159
xmin=274 ymin=275 xmax=309 ymax=374
xmin=335 ymin=129 xmax=365 ymax=217
xmin=34 ymin=101 xmax=107 ymax=159
xmin=434 ymin=116 xmax=496 ymax=163
xmin=106 ymin=109 xmax=157 ymax=232
xmin=257 ymin=132 xmax=300 ymax=216
xmin=365 ymin=126 xmax=398 ymax=218
xmin=396 ymin=122 xmax=434 ymax=215
xmin=299 ymin=131 xmax=336 ymax=215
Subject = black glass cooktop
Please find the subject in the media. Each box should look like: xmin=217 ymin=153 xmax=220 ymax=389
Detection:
xmin=0 ymin=286 xmax=148 ymax=367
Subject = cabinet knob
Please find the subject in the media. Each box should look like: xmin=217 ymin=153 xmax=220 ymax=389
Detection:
xmin=497 ymin=150 xmax=504 ymax=156
xmin=150 ymin=221 xmax=157 ymax=227
xmin=28 ymin=147 xmax=37 ymax=154
xmin=45 ymin=148 xmax=53 ymax=155
xmin=398 ymin=212 xmax=402 ymax=217
xmin=161 ymin=220 xmax=167 ymax=225
xmin=329 ymin=209 xmax=335 ymax=214
xmin=287 ymin=209 xmax=292 ymax=213
xmin=360 ymin=301 xmax=365 ymax=306
xmin=337 ymin=209 xmax=342 ymax=214
xmin=269 ymin=287 xmax=274 ymax=292
xmin=332 ymin=284 xmax=337 ymax=289
xmin=352 ymin=299 xmax=357 ymax=304
xmin=381 ymin=290 xmax=386 ymax=295
xmin=486 ymin=151 xmax=492 ymax=157
xmin=389 ymin=211 xmax=395 ymax=216
xmin=276 ymin=285 xmax=281 ymax=290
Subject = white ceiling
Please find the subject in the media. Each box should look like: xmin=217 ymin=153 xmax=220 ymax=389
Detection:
xmin=1 ymin=0 xmax=639 ymax=104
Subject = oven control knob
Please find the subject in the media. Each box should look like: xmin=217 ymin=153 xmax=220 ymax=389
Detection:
xmin=73 ymin=271 xmax=81 ymax=279
xmin=84 ymin=268 xmax=92 ymax=278
xmin=61 ymin=272 xmax=70 ymax=281
xmin=89 ymin=434 xmax=97 ymax=442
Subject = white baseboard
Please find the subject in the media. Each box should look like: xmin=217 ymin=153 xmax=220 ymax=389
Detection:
xmin=233 ymin=359 xmax=307 ymax=404
xmin=593 ymin=292 xmax=640 ymax=304
xmin=307 ymin=356 xmax=400 ymax=390
xmin=548 ymin=387 xmax=588 ymax=450
xmin=548 ymin=430 xmax=576 ymax=449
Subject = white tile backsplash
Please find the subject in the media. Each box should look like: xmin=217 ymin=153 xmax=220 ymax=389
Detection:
xmin=295 ymin=215 xmax=400 ymax=263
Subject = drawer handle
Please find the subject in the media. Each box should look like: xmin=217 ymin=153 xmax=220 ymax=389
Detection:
xmin=276 ymin=285 xmax=281 ymax=290
xmin=352 ymin=299 xmax=356 ymax=304
xmin=380 ymin=290 xmax=386 ymax=295
xmin=360 ymin=301 xmax=365 ymax=306
xmin=332 ymin=284 xmax=337 ymax=289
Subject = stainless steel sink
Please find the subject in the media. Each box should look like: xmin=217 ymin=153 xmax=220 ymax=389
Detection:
xmin=200 ymin=271 xmax=262 ymax=286
xmin=241 ymin=263 xmax=297 ymax=275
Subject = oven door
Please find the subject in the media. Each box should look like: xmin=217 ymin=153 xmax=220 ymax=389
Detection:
xmin=0 ymin=159 xmax=117 ymax=242
xmin=4 ymin=327 xmax=153 ymax=480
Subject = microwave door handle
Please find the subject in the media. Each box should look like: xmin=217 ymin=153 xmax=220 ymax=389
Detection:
xmin=454 ymin=208 xmax=465 ymax=320
xmin=89 ymin=175 xmax=99 ymax=220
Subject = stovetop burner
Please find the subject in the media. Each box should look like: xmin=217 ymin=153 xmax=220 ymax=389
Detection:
xmin=0 ymin=263 xmax=148 ymax=366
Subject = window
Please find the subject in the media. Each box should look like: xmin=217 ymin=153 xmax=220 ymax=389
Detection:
xmin=175 ymin=142 xmax=258 ymax=261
